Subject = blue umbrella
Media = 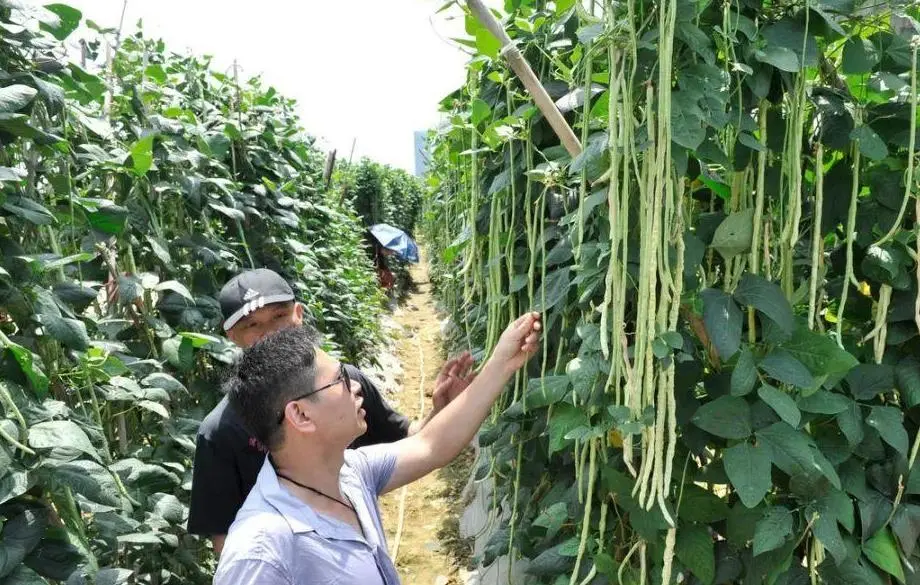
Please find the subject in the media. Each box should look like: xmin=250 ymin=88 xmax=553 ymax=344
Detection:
xmin=369 ymin=223 xmax=420 ymax=264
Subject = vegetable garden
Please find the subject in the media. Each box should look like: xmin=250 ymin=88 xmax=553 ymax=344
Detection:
xmin=0 ymin=3 xmax=419 ymax=583
xmin=426 ymin=0 xmax=920 ymax=584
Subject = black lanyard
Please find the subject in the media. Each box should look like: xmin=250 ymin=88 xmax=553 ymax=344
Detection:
xmin=269 ymin=456 xmax=355 ymax=513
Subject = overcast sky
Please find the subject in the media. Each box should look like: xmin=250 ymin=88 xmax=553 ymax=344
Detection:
xmin=46 ymin=1 xmax=492 ymax=173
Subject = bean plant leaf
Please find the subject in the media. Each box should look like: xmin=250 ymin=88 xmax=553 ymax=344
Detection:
xmin=724 ymin=442 xmax=772 ymax=508
xmin=0 ymin=85 xmax=38 ymax=114
xmin=845 ymin=364 xmax=895 ymax=400
xmin=534 ymin=267 xmax=571 ymax=312
xmin=851 ymin=126 xmax=888 ymax=161
xmin=711 ymin=209 xmax=754 ymax=259
xmin=28 ymin=421 xmax=101 ymax=463
xmin=0 ymin=508 xmax=47 ymax=579
xmin=692 ymin=395 xmax=752 ymax=439
xmin=865 ymin=406 xmax=908 ymax=455
xmin=675 ymin=524 xmax=715 ymax=585
xmin=731 ymin=347 xmax=758 ymax=396
xmin=862 ymin=528 xmax=906 ymax=584
xmin=734 ymin=275 xmax=795 ymax=334
xmin=128 ymin=135 xmax=156 ymax=176
xmin=797 ymin=390 xmax=851 ymax=415
xmin=757 ymin=384 xmax=801 ymax=428
xmin=701 ymin=288 xmax=743 ymax=359
xmin=759 ymin=350 xmax=816 ymax=389
xmin=781 ymin=326 xmax=858 ymax=377
xmin=753 ymin=506 xmax=793 ymax=556
xmin=40 ymin=4 xmax=82 ymax=40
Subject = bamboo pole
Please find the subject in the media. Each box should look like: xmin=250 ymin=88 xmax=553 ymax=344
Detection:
xmin=465 ymin=0 xmax=583 ymax=157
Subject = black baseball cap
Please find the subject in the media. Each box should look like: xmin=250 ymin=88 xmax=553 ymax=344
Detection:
xmin=219 ymin=268 xmax=295 ymax=331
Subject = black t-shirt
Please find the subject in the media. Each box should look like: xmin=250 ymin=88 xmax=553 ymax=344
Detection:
xmin=187 ymin=364 xmax=410 ymax=537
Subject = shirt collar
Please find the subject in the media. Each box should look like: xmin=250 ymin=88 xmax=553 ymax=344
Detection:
xmin=254 ymin=456 xmax=367 ymax=541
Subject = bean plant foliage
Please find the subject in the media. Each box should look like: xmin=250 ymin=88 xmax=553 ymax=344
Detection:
xmin=0 ymin=2 xmax=396 ymax=583
xmin=426 ymin=0 xmax=920 ymax=584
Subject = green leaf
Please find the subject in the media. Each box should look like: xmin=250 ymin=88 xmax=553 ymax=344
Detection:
xmin=23 ymin=532 xmax=83 ymax=581
xmin=692 ymin=395 xmax=752 ymax=439
xmin=526 ymin=375 xmax=570 ymax=409
xmin=712 ymin=209 xmax=754 ymax=259
xmin=701 ymin=288 xmax=743 ymax=359
xmin=40 ymin=4 xmax=82 ymax=40
xmin=209 ymin=202 xmax=245 ymax=221
xmin=837 ymin=400 xmax=865 ymax=447
xmin=756 ymin=46 xmax=801 ymax=72
xmin=851 ymin=126 xmax=888 ymax=161
xmin=2 ymin=196 xmax=55 ymax=225
xmin=0 ymin=167 xmax=25 ymax=182
xmin=534 ymin=267 xmax=571 ymax=312
xmin=724 ymin=442 xmax=772 ymax=508
xmin=0 ymin=85 xmax=37 ymax=114
xmin=162 ymin=336 xmax=194 ymax=371
xmin=137 ymin=400 xmax=169 ymax=419
xmin=758 ymin=384 xmax=801 ymax=427
xmin=734 ymin=274 xmax=795 ymax=334
xmin=149 ymin=493 xmax=185 ymax=524
xmin=141 ymin=372 xmax=186 ymax=394
xmin=0 ymin=508 xmax=47 ymax=579
xmin=813 ymin=512 xmax=848 ymax=565
xmin=781 ymin=326 xmax=858 ymax=378
xmin=671 ymin=91 xmax=706 ymax=150
xmin=39 ymin=459 xmax=120 ymax=508
xmin=865 ymin=406 xmax=908 ymax=455
xmin=797 ymin=390 xmax=852 ymax=415
xmin=756 ymin=422 xmax=819 ymax=479
xmin=678 ymin=484 xmax=730 ymax=523
xmin=676 ymin=524 xmax=715 ymax=585
xmin=845 ymin=364 xmax=895 ymax=400
xmin=28 ymin=421 xmax=101 ymax=463
xmin=155 ymin=280 xmax=193 ymax=301
xmin=94 ymin=568 xmax=134 ymax=585
xmin=842 ymin=38 xmax=880 ymax=74
xmin=753 ymin=506 xmax=793 ymax=556
xmin=731 ymin=347 xmax=757 ymax=396
xmin=40 ymin=315 xmax=90 ymax=351
xmin=760 ymin=350 xmax=816 ymax=389
xmin=2 ymin=341 xmax=49 ymax=397
xmin=128 ymin=135 xmax=156 ymax=176
xmin=890 ymin=504 xmax=920 ymax=557
xmin=471 ymin=98 xmax=492 ymax=126
xmin=863 ymin=528 xmax=906 ymax=584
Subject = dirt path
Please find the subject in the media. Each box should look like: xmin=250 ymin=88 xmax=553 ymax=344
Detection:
xmin=378 ymin=253 xmax=473 ymax=585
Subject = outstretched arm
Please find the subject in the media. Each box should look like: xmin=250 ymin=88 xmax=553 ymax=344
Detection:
xmin=382 ymin=313 xmax=541 ymax=494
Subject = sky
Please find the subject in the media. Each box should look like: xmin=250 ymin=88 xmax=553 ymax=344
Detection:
xmin=43 ymin=1 xmax=495 ymax=173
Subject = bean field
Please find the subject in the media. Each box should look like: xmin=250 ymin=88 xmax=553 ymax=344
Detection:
xmin=0 ymin=3 xmax=419 ymax=583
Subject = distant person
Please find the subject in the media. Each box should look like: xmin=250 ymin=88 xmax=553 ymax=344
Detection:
xmin=213 ymin=312 xmax=542 ymax=585
xmin=187 ymin=268 xmax=474 ymax=555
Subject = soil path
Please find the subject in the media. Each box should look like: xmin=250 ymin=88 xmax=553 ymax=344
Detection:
xmin=379 ymin=252 xmax=473 ymax=585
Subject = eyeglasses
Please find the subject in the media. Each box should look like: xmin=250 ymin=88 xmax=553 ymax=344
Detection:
xmin=277 ymin=363 xmax=351 ymax=424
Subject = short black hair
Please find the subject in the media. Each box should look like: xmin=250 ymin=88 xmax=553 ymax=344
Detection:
xmin=225 ymin=326 xmax=317 ymax=450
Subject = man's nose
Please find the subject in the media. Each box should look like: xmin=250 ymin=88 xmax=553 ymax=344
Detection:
xmin=349 ymin=379 xmax=362 ymax=397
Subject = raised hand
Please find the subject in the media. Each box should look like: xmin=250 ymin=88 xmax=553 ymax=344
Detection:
xmin=432 ymin=351 xmax=476 ymax=413
xmin=489 ymin=312 xmax=542 ymax=375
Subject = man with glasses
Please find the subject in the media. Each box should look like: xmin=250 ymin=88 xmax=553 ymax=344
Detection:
xmin=188 ymin=268 xmax=474 ymax=554
xmin=213 ymin=312 xmax=542 ymax=585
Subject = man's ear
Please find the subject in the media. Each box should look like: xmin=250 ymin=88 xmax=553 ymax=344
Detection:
xmin=284 ymin=400 xmax=316 ymax=434
xmin=292 ymin=302 xmax=305 ymax=324
xmin=226 ymin=327 xmax=241 ymax=346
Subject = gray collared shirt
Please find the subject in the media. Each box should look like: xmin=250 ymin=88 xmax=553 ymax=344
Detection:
xmin=213 ymin=445 xmax=400 ymax=585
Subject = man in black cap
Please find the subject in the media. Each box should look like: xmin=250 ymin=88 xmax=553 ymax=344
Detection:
xmin=187 ymin=268 xmax=474 ymax=554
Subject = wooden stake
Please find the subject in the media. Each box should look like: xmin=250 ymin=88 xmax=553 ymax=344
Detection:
xmin=465 ymin=0 xmax=582 ymax=157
